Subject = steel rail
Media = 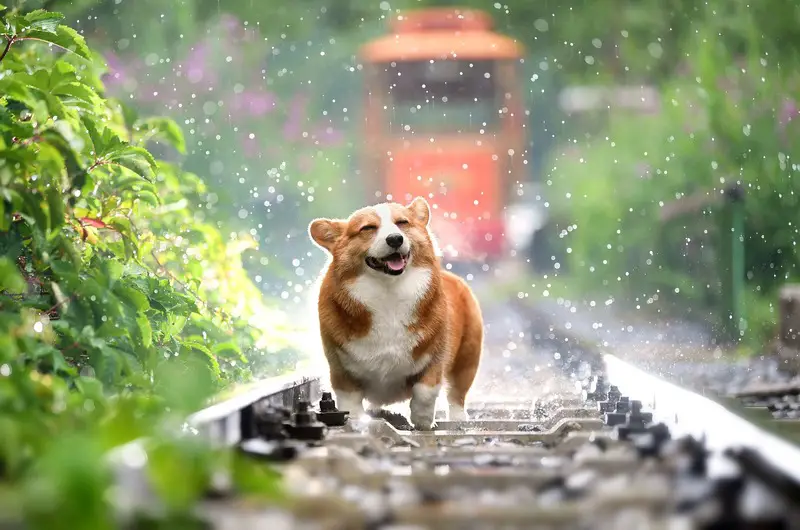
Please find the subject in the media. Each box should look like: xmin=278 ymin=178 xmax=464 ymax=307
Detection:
xmin=604 ymin=354 xmax=800 ymax=483
xmin=187 ymin=372 xmax=322 ymax=446
xmin=106 ymin=372 xmax=322 ymax=518
xmin=100 ymin=352 xmax=800 ymax=528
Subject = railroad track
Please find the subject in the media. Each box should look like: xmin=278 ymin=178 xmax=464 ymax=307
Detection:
xmin=105 ymin=315 xmax=800 ymax=529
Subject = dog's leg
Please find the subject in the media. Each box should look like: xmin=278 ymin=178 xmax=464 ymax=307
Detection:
xmin=445 ymin=296 xmax=483 ymax=423
xmin=410 ymin=384 xmax=440 ymax=430
xmin=447 ymin=391 xmax=469 ymax=422
xmin=334 ymin=389 xmax=365 ymax=419
xmin=409 ymin=367 xmax=442 ymax=431
xmin=328 ymin=359 xmax=366 ymax=420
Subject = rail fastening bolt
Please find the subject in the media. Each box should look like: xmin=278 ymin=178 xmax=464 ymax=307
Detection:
xmin=319 ymin=392 xmax=337 ymax=412
xmin=316 ymin=392 xmax=349 ymax=427
xmin=254 ymin=408 xmax=288 ymax=441
xmin=287 ymin=400 xmax=327 ymax=441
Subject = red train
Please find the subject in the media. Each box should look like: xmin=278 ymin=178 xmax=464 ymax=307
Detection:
xmin=358 ymin=7 xmax=536 ymax=266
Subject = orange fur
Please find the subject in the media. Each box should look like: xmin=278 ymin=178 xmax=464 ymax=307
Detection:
xmin=309 ymin=197 xmax=484 ymax=429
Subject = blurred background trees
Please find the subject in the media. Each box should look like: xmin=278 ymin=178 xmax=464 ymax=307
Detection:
xmin=11 ymin=0 xmax=800 ymax=344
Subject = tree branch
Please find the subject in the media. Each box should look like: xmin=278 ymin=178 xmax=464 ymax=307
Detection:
xmin=0 ymin=36 xmax=14 ymax=63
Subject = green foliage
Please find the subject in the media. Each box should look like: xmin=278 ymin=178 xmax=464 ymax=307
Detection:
xmin=1 ymin=5 xmax=293 ymax=526
xmin=2 ymin=8 xmax=91 ymax=59
xmin=28 ymin=0 xmax=799 ymax=348
xmin=545 ymin=0 xmax=800 ymax=346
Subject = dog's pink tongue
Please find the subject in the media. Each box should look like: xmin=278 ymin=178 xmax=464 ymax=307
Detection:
xmin=386 ymin=256 xmax=406 ymax=271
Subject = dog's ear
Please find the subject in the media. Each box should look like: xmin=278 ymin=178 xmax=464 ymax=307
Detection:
xmin=309 ymin=218 xmax=345 ymax=251
xmin=407 ymin=197 xmax=430 ymax=226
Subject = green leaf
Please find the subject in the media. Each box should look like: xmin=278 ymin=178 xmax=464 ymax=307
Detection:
xmin=35 ymin=143 xmax=67 ymax=183
xmin=114 ymin=285 xmax=149 ymax=312
xmin=0 ymin=256 xmax=26 ymax=294
xmin=46 ymin=185 xmax=65 ymax=234
xmin=105 ymin=216 xmax=136 ymax=242
xmin=50 ymin=281 xmax=70 ymax=312
xmin=135 ymin=117 xmax=186 ymax=154
xmin=166 ymin=314 xmax=188 ymax=338
xmin=49 ymin=258 xmax=80 ymax=284
xmin=81 ymin=115 xmax=105 ymax=156
xmin=47 ymin=93 xmax=73 ymax=121
xmin=0 ymin=78 xmax=38 ymax=109
xmin=30 ymin=343 xmax=71 ymax=373
xmin=114 ymin=175 xmax=157 ymax=195
xmin=22 ymin=10 xmax=64 ymax=34
xmin=135 ymin=313 xmax=152 ymax=348
xmin=116 ymin=100 xmax=139 ymax=132
xmin=74 ymin=376 xmax=104 ymax=399
xmin=106 ymin=146 xmax=157 ymax=180
xmin=53 ymin=82 xmax=102 ymax=110
xmin=184 ymin=340 xmax=221 ymax=376
xmin=20 ymin=191 xmax=49 ymax=231
xmin=99 ymin=260 xmax=124 ymax=288
xmin=81 ymin=117 xmax=128 ymax=161
xmin=153 ymin=355 xmax=217 ymax=413
xmin=232 ymin=451 xmax=285 ymax=500
xmin=11 ymin=69 xmax=50 ymax=92
xmin=134 ymin=190 xmax=159 ymax=207
xmin=22 ymin=434 xmax=110 ymax=530
xmin=146 ymin=437 xmax=214 ymax=512
xmin=212 ymin=341 xmax=247 ymax=363
xmin=2 ymin=12 xmax=22 ymax=35
xmin=0 ymin=199 xmax=9 ymax=232
xmin=40 ymin=128 xmax=88 ymax=191
xmin=22 ymin=25 xmax=91 ymax=60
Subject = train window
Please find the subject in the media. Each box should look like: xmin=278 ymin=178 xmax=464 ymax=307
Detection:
xmin=379 ymin=59 xmax=500 ymax=134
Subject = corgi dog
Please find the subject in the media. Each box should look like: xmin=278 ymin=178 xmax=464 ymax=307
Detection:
xmin=308 ymin=197 xmax=484 ymax=430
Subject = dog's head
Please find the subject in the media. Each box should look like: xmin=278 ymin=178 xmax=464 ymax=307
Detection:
xmin=309 ymin=197 xmax=437 ymax=277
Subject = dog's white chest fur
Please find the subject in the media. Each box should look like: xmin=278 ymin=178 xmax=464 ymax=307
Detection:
xmin=342 ymin=266 xmax=432 ymax=405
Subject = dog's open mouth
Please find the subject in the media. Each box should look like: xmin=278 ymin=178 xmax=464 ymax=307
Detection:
xmin=365 ymin=252 xmax=409 ymax=275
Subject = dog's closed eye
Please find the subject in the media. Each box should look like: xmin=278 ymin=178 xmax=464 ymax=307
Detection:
xmin=360 ymin=225 xmax=377 ymax=232
xmin=395 ymin=219 xmax=409 ymax=226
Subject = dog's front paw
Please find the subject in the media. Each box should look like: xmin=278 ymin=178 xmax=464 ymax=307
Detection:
xmin=333 ymin=390 xmax=365 ymax=421
xmin=411 ymin=415 xmax=437 ymax=431
xmin=448 ymin=404 xmax=468 ymax=422
xmin=410 ymin=383 xmax=440 ymax=431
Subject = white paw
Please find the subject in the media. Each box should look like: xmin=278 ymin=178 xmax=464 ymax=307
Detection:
xmin=410 ymin=412 xmax=436 ymax=430
xmin=410 ymin=383 xmax=440 ymax=431
xmin=448 ymin=404 xmax=468 ymax=422
xmin=334 ymin=390 xmax=365 ymax=420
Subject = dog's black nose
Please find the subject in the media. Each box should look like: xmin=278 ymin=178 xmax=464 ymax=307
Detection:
xmin=385 ymin=233 xmax=404 ymax=249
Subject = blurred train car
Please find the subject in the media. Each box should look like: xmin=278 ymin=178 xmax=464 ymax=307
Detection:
xmin=358 ymin=7 xmax=546 ymax=268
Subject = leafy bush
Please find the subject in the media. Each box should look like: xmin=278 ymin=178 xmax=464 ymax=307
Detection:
xmin=97 ymin=13 xmax=366 ymax=286
xmin=546 ymin=3 xmax=800 ymax=345
xmin=1 ymin=5 xmax=296 ymax=525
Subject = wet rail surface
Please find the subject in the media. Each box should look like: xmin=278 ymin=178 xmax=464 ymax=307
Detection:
xmin=105 ymin=289 xmax=800 ymax=530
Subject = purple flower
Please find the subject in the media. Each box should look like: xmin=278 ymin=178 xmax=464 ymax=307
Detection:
xmin=282 ymin=94 xmax=309 ymax=140
xmin=228 ymin=90 xmax=276 ymax=120
xmin=241 ymin=132 xmax=261 ymax=159
xmin=220 ymin=14 xmax=249 ymax=42
xmin=778 ymin=98 xmax=799 ymax=128
xmin=103 ymin=52 xmax=126 ymax=80
xmin=184 ymin=44 xmax=212 ymax=85
xmin=102 ymin=51 xmax=144 ymax=91
xmin=220 ymin=14 xmax=241 ymax=34
xmin=313 ymin=123 xmax=344 ymax=146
